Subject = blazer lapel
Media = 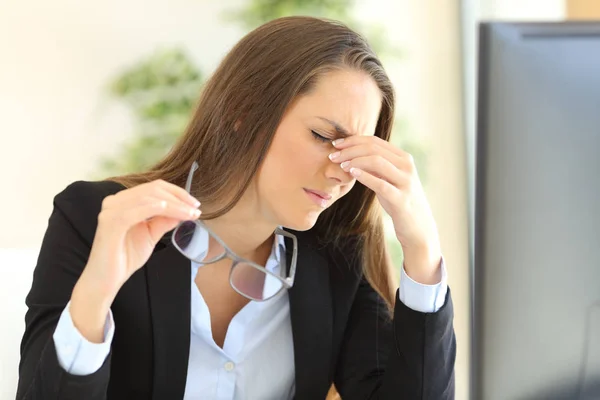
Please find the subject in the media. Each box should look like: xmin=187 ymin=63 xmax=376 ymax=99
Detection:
xmin=145 ymin=241 xmax=191 ymax=400
xmin=285 ymin=231 xmax=333 ymax=400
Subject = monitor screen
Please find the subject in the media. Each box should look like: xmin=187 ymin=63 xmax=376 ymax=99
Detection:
xmin=473 ymin=22 xmax=600 ymax=400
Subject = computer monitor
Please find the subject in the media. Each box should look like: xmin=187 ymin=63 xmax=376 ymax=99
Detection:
xmin=473 ymin=22 xmax=600 ymax=400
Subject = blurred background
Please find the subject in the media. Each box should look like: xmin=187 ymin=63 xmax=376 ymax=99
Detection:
xmin=1 ymin=0 xmax=598 ymax=399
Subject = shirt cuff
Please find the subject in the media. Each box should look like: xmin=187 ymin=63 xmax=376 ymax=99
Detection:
xmin=52 ymin=300 xmax=114 ymax=376
xmin=398 ymin=256 xmax=448 ymax=313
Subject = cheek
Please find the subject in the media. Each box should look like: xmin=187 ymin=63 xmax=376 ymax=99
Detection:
xmin=257 ymin=133 xmax=308 ymax=193
xmin=338 ymin=180 xmax=356 ymax=198
xmin=269 ymin=130 xmax=323 ymax=180
xmin=295 ymin=141 xmax=325 ymax=173
xmin=271 ymin=140 xmax=304 ymax=179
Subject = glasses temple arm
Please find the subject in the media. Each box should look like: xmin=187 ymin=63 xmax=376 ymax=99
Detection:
xmin=185 ymin=161 xmax=199 ymax=193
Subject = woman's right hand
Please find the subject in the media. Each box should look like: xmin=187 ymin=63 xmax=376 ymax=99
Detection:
xmin=70 ymin=179 xmax=201 ymax=342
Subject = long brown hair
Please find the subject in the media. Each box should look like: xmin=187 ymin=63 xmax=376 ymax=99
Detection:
xmin=108 ymin=16 xmax=397 ymax=310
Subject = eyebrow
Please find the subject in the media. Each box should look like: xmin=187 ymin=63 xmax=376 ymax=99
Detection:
xmin=317 ymin=117 xmax=353 ymax=138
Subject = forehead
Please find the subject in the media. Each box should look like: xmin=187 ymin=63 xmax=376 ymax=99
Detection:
xmin=298 ymin=69 xmax=383 ymax=136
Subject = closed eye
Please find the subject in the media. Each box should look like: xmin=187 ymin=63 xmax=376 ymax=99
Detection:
xmin=311 ymin=130 xmax=331 ymax=143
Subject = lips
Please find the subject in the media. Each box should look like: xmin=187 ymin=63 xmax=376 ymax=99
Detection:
xmin=304 ymin=189 xmax=332 ymax=200
xmin=303 ymin=189 xmax=333 ymax=209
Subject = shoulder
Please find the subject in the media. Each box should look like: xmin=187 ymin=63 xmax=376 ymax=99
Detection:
xmin=288 ymin=229 xmax=362 ymax=269
xmin=54 ymin=180 xmax=126 ymax=206
xmin=51 ymin=180 xmax=127 ymax=245
xmin=296 ymin=229 xmax=364 ymax=288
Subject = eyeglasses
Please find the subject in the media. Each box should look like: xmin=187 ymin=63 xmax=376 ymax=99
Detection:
xmin=171 ymin=161 xmax=298 ymax=302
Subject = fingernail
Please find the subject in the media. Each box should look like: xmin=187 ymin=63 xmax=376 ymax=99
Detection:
xmin=340 ymin=161 xmax=350 ymax=169
xmin=328 ymin=151 xmax=340 ymax=160
xmin=332 ymin=138 xmax=344 ymax=147
xmin=190 ymin=208 xmax=201 ymax=217
xmin=350 ymin=167 xmax=361 ymax=177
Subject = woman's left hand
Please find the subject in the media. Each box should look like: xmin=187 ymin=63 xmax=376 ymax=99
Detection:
xmin=329 ymin=136 xmax=442 ymax=284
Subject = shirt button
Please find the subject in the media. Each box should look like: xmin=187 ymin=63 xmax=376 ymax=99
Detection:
xmin=224 ymin=361 xmax=235 ymax=371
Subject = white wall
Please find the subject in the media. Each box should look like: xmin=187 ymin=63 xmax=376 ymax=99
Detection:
xmin=0 ymin=0 xmax=248 ymax=249
xmin=0 ymin=249 xmax=39 ymax=400
xmin=479 ymin=0 xmax=565 ymax=17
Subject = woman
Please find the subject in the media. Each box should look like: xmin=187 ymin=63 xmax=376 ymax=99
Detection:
xmin=17 ymin=16 xmax=455 ymax=400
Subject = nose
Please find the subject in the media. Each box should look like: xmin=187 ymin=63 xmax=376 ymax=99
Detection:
xmin=325 ymin=160 xmax=355 ymax=185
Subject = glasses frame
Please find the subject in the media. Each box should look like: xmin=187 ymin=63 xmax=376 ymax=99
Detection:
xmin=171 ymin=161 xmax=298 ymax=301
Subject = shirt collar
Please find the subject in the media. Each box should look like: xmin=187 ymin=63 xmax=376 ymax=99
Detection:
xmin=189 ymin=227 xmax=287 ymax=273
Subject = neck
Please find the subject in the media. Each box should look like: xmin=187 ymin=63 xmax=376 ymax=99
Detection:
xmin=201 ymin=193 xmax=278 ymax=265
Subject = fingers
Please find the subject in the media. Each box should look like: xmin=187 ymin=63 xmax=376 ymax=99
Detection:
xmin=99 ymin=198 xmax=200 ymax=230
xmin=332 ymin=135 xmax=410 ymax=158
xmin=132 ymin=195 xmax=201 ymax=221
xmin=147 ymin=216 xmax=182 ymax=243
xmin=347 ymin=166 xmax=399 ymax=200
xmin=152 ymin=179 xmax=200 ymax=208
xmin=103 ymin=180 xmax=199 ymax=211
xmin=340 ymin=155 xmax=411 ymax=189
xmin=98 ymin=179 xmax=202 ymax=233
xmin=329 ymin=142 xmax=414 ymax=174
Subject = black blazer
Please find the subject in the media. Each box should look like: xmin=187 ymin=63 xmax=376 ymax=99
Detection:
xmin=16 ymin=180 xmax=456 ymax=400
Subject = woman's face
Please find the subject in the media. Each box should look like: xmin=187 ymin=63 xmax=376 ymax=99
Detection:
xmin=256 ymin=68 xmax=383 ymax=231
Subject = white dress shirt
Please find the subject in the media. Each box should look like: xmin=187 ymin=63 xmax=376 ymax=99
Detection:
xmin=53 ymin=233 xmax=448 ymax=399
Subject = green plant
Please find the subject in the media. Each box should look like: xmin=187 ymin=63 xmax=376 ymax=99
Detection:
xmin=98 ymin=49 xmax=204 ymax=176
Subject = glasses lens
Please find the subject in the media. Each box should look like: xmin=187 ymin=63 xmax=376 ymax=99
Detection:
xmin=173 ymin=220 xmax=226 ymax=263
xmin=230 ymin=262 xmax=283 ymax=301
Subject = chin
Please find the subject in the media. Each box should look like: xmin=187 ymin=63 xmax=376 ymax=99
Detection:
xmin=278 ymin=210 xmax=322 ymax=232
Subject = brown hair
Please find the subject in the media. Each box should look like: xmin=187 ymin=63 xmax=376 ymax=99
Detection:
xmin=108 ymin=16 xmax=397 ymax=310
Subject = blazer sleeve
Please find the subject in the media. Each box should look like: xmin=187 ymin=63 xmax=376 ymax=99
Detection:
xmin=16 ymin=184 xmax=113 ymax=399
xmin=333 ymin=278 xmax=456 ymax=399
